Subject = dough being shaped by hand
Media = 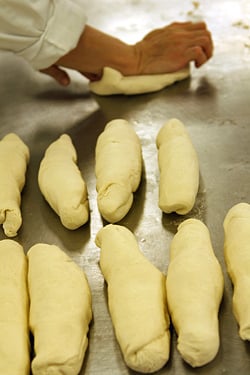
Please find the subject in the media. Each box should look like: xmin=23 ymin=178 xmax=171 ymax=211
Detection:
xmin=96 ymin=224 xmax=170 ymax=373
xmin=27 ymin=243 xmax=92 ymax=375
xmin=223 ymin=202 xmax=250 ymax=340
xmin=38 ymin=134 xmax=89 ymax=229
xmin=89 ymin=66 xmax=190 ymax=95
xmin=95 ymin=119 xmax=142 ymax=222
xmin=0 ymin=239 xmax=30 ymax=375
xmin=166 ymin=219 xmax=224 ymax=367
xmin=156 ymin=118 xmax=199 ymax=214
xmin=0 ymin=133 xmax=29 ymax=237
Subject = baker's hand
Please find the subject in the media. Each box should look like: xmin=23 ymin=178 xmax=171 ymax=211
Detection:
xmin=40 ymin=65 xmax=71 ymax=86
xmin=40 ymin=65 xmax=101 ymax=85
xmin=39 ymin=21 xmax=213 ymax=86
xmin=134 ymin=21 xmax=213 ymax=74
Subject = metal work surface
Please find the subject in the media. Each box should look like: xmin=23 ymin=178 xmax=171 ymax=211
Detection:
xmin=1 ymin=0 xmax=250 ymax=374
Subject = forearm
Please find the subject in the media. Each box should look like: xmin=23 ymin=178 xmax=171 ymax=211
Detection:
xmin=57 ymin=25 xmax=139 ymax=78
xmin=43 ymin=21 xmax=213 ymax=85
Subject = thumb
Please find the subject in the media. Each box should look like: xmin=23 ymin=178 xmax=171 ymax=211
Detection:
xmin=40 ymin=65 xmax=71 ymax=86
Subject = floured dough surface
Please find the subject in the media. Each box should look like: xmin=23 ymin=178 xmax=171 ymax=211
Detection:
xmin=38 ymin=134 xmax=89 ymax=229
xmin=95 ymin=119 xmax=142 ymax=223
xmin=96 ymin=224 xmax=170 ymax=373
xmin=0 ymin=133 xmax=29 ymax=237
xmin=223 ymin=202 xmax=250 ymax=340
xmin=89 ymin=66 xmax=190 ymax=95
xmin=0 ymin=239 xmax=30 ymax=375
xmin=156 ymin=118 xmax=199 ymax=215
xmin=27 ymin=243 xmax=92 ymax=375
xmin=166 ymin=219 xmax=224 ymax=367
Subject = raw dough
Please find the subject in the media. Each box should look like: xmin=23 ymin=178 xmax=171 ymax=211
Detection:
xmin=223 ymin=202 xmax=250 ymax=340
xmin=95 ymin=119 xmax=142 ymax=222
xmin=0 ymin=239 xmax=30 ymax=375
xmin=0 ymin=133 xmax=30 ymax=237
xmin=166 ymin=219 xmax=224 ymax=367
xmin=89 ymin=66 xmax=190 ymax=95
xmin=38 ymin=134 xmax=89 ymax=229
xmin=27 ymin=243 xmax=92 ymax=375
xmin=96 ymin=224 xmax=170 ymax=373
xmin=156 ymin=118 xmax=199 ymax=214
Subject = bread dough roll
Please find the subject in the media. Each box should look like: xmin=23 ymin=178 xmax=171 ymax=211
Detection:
xmin=38 ymin=134 xmax=89 ymax=229
xmin=166 ymin=219 xmax=224 ymax=367
xmin=0 ymin=133 xmax=29 ymax=237
xmin=0 ymin=239 xmax=30 ymax=375
xmin=95 ymin=119 xmax=142 ymax=222
xmin=156 ymin=118 xmax=199 ymax=215
xmin=89 ymin=66 xmax=190 ymax=95
xmin=223 ymin=202 xmax=250 ymax=340
xmin=27 ymin=243 xmax=92 ymax=375
xmin=96 ymin=224 xmax=170 ymax=373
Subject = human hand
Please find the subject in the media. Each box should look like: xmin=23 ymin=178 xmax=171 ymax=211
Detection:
xmin=40 ymin=65 xmax=71 ymax=86
xmin=39 ymin=21 xmax=213 ymax=86
xmin=134 ymin=21 xmax=213 ymax=74
xmin=40 ymin=64 xmax=103 ymax=86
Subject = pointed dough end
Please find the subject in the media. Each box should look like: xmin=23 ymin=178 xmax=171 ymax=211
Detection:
xmin=97 ymin=184 xmax=133 ymax=223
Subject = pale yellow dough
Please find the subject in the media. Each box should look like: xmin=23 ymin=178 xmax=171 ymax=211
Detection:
xmin=96 ymin=224 xmax=170 ymax=373
xmin=0 ymin=239 xmax=30 ymax=375
xmin=38 ymin=134 xmax=89 ymax=229
xmin=95 ymin=119 xmax=142 ymax=222
xmin=0 ymin=133 xmax=29 ymax=237
xmin=166 ymin=219 xmax=224 ymax=367
xmin=27 ymin=243 xmax=92 ymax=375
xmin=223 ymin=202 xmax=250 ymax=340
xmin=89 ymin=66 xmax=190 ymax=95
xmin=156 ymin=118 xmax=199 ymax=214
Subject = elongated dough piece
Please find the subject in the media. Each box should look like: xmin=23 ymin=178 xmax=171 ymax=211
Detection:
xmin=223 ymin=202 xmax=250 ymax=340
xmin=27 ymin=243 xmax=92 ymax=375
xmin=95 ymin=119 xmax=142 ymax=222
xmin=166 ymin=219 xmax=224 ymax=367
xmin=38 ymin=134 xmax=89 ymax=229
xmin=156 ymin=118 xmax=199 ymax=215
xmin=0 ymin=239 xmax=30 ymax=375
xmin=0 ymin=133 xmax=29 ymax=237
xmin=89 ymin=66 xmax=190 ymax=95
xmin=96 ymin=224 xmax=170 ymax=373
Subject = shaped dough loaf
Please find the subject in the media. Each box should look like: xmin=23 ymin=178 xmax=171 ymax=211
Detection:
xmin=223 ymin=202 xmax=250 ymax=340
xmin=166 ymin=219 xmax=224 ymax=367
xmin=0 ymin=239 xmax=30 ymax=375
xmin=27 ymin=243 xmax=92 ymax=375
xmin=0 ymin=133 xmax=29 ymax=237
xmin=95 ymin=119 xmax=142 ymax=222
xmin=89 ymin=66 xmax=190 ymax=95
xmin=156 ymin=118 xmax=199 ymax=215
xmin=96 ymin=224 xmax=170 ymax=373
xmin=38 ymin=134 xmax=89 ymax=229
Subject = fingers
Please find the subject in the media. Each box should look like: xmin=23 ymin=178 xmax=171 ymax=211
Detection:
xmin=169 ymin=22 xmax=213 ymax=59
xmin=184 ymin=33 xmax=213 ymax=61
xmin=168 ymin=22 xmax=214 ymax=67
xmin=39 ymin=65 xmax=71 ymax=86
xmin=186 ymin=46 xmax=208 ymax=68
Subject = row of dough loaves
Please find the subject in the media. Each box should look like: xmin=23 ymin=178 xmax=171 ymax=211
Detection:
xmin=0 ymin=118 xmax=199 ymax=236
xmin=95 ymin=219 xmax=224 ymax=372
xmin=95 ymin=117 xmax=199 ymax=221
xmin=96 ymin=203 xmax=250 ymax=372
xmin=0 ymin=240 xmax=92 ymax=375
xmin=0 ymin=204 xmax=248 ymax=373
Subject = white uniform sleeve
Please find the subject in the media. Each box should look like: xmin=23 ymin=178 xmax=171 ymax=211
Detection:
xmin=0 ymin=0 xmax=87 ymax=69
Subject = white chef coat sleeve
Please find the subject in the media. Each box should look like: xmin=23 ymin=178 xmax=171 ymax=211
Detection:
xmin=0 ymin=0 xmax=87 ymax=69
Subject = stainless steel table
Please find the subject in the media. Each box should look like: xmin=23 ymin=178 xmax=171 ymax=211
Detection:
xmin=1 ymin=0 xmax=250 ymax=374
